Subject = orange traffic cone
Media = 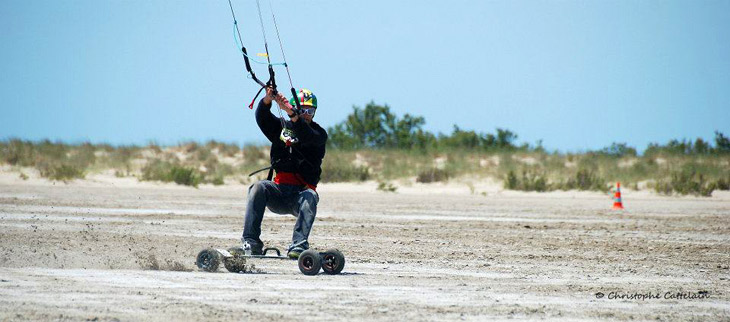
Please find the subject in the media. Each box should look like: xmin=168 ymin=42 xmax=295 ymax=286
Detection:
xmin=612 ymin=182 xmax=624 ymax=209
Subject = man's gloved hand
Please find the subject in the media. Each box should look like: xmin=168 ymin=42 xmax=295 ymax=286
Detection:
xmin=275 ymin=94 xmax=296 ymax=117
xmin=263 ymin=87 xmax=296 ymax=117
xmin=262 ymin=87 xmax=273 ymax=105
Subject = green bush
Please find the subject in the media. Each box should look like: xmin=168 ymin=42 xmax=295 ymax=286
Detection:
xmin=520 ymin=169 xmax=548 ymax=192
xmin=141 ymin=159 xmax=170 ymax=181
xmin=561 ymin=169 xmax=607 ymax=192
xmin=326 ymin=103 xmax=519 ymax=152
xmin=35 ymin=140 xmax=67 ymax=161
xmin=503 ymin=169 xmax=548 ymax=192
xmin=716 ymin=174 xmax=730 ymax=190
xmin=38 ymin=164 xmax=85 ymax=181
xmin=377 ymin=181 xmax=397 ymax=192
xmin=320 ymin=162 xmax=370 ymax=183
xmin=655 ymin=168 xmax=715 ymax=197
xmin=50 ymin=165 xmax=85 ymax=181
xmin=2 ymin=139 xmax=36 ymax=166
xmin=416 ymin=168 xmax=450 ymax=183
xmin=504 ymin=167 xmax=607 ymax=192
xmin=169 ymin=166 xmax=200 ymax=187
xmin=141 ymin=160 xmax=200 ymax=187
xmin=211 ymin=175 xmax=225 ymax=186
xmin=597 ymin=142 xmax=637 ymax=157
xmin=505 ymin=170 xmax=519 ymax=190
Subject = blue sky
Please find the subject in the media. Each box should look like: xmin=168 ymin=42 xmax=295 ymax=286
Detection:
xmin=1 ymin=0 xmax=728 ymax=152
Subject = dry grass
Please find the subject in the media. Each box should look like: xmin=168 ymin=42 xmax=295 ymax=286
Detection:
xmin=1 ymin=140 xmax=728 ymax=195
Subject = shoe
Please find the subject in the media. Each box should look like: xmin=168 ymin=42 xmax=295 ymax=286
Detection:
xmin=287 ymin=241 xmax=308 ymax=259
xmin=241 ymin=239 xmax=263 ymax=256
xmin=287 ymin=246 xmax=305 ymax=259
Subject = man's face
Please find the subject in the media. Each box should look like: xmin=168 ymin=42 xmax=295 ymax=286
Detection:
xmin=300 ymin=106 xmax=316 ymax=123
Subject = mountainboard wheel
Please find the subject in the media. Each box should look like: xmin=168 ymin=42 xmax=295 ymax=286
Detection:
xmin=196 ymin=248 xmax=220 ymax=272
xmin=224 ymin=247 xmax=248 ymax=273
xmin=321 ymin=249 xmax=345 ymax=275
xmin=298 ymin=249 xmax=321 ymax=276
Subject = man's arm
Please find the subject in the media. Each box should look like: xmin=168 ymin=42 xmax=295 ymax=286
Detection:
xmin=255 ymin=91 xmax=283 ymax=143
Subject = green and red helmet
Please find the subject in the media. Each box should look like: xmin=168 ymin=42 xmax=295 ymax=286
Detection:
xmin=289 ymin=88 xmax=317 ymax=109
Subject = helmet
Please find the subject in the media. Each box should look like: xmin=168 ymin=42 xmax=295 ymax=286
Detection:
xmin=289 ymin=89 xmax=317 ymax=109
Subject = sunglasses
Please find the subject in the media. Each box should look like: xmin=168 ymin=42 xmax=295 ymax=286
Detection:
xmin=300 ymin=107 xmax=316 ymax=115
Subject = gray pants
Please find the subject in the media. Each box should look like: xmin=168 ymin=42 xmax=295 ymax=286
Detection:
xmin=242 ymin=180 xmax=319 ymax=250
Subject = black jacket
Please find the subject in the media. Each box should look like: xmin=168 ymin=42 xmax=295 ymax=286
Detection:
xmin=256 ymin=99 xmax=327 ymax=187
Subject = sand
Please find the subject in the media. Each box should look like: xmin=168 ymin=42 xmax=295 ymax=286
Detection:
xmin=1 ymin=173 xmax=729 ymax=321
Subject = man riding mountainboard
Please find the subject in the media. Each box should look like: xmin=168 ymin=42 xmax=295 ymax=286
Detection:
xmin=241 ymin=87 xmax=327 ymax=259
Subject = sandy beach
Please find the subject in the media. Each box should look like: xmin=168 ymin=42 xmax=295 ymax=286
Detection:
xmin=1 ymin=173 xmax=729 ymax=321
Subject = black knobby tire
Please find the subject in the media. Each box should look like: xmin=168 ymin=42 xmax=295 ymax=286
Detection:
xmin=297 ymin=249 xmax=321 ymax=276
xmin=321 ymin=249 xmax=345 ymax=275
xmin=196 ymin=248 xmax=220 ymax=272
xmin=224 ymin=247 xmax=248 ymax=273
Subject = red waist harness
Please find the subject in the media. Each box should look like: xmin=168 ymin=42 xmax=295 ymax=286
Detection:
xmin=274 ymin=172 xmax=317 ymax=191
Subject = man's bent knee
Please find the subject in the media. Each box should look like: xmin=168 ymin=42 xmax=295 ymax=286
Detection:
xmin=248 ymin=180 xmax=268 ymax=196
xmin=300 ymin=189 xmax=319 ymax=205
